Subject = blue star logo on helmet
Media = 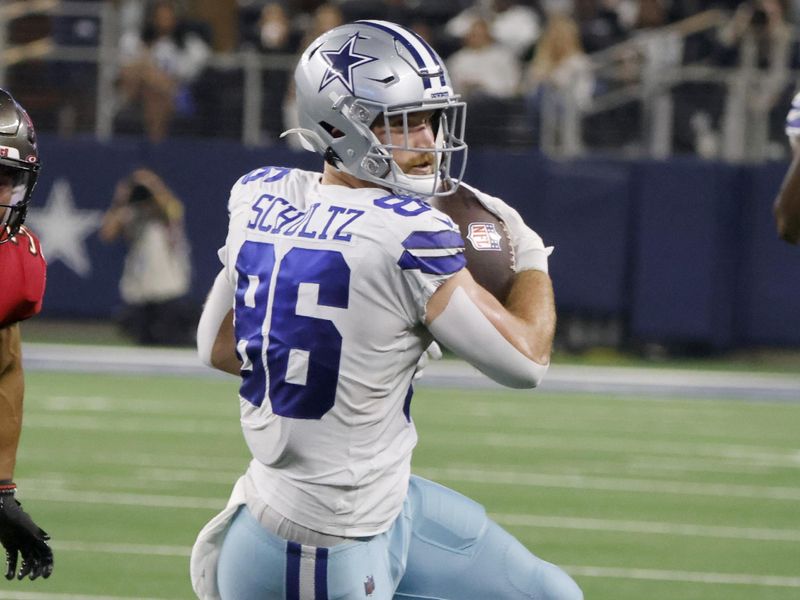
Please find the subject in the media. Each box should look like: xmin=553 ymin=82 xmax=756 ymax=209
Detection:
xmin=319 ymin=34 xmax=377 ymax=95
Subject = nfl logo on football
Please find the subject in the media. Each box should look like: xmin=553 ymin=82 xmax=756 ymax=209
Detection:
xmin=467 ymin=222 xmax=502 ymax=251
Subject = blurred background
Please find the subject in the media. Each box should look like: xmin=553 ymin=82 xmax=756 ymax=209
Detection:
xmin=4 ymin=0 xmax=800 ymax=358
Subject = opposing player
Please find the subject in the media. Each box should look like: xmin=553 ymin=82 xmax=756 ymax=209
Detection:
xmin=0 ymin=89 xmax=54 ymax=581
xmin=774 ymin=91 xmax=800 ymax=244
xmin=192 ymin=21 xmax=581 ymax=600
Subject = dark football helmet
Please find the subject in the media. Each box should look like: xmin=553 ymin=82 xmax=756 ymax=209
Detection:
xmin=0 ymin=89 xmax=40 ymax=243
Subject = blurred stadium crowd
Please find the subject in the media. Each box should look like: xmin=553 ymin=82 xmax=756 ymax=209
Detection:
xmin=3 ymin=0 xmax=800 ymax=158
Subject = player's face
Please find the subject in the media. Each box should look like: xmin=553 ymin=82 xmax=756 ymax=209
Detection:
xmin=372 ymin=110 xmax=437 ymax=176
xmin=0 ymin=167 xmax=17 ymax=224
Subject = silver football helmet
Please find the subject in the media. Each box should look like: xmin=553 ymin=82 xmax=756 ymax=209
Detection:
xmin=286 ymin=20 xmax=467 ymax=197
xmin=0 ymin=88 xmax=40 ymax=243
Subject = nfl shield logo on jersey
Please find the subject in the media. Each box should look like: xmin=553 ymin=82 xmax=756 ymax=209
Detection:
xmin=467 ymin=222 xmax=502 ymax=251
xmin=364 ymin=575 xmax=375 ymax=596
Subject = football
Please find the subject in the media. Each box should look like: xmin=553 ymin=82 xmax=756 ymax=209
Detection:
xmin=429 ymin=186 xmax=515 ymax=302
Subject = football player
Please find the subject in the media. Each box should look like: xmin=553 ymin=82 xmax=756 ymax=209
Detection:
xmin=192 ymin=21 xmax=581 ymax=600
xmin=0 ymin=89 xmax=54 ymax=581
xmin=774 ymin=91 xmax=800 ymax=244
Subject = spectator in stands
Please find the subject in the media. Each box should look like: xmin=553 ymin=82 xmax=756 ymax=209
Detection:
xmin=254 ymin=3 xmax=297 ymax=53
xmin=575 ymin=0 xmax=631 ymax=53
xmin=117 ymin=0 xmax=211 ymax=143
xmin=447 ymin=17 xmax=521 ymax=100
xmin=282 ymin=3 xmax=345 ymax=149
xmin=713 ymin=0 xmax=793 ymax=137
xmin=246 ymin=3 xmax=300 ymax=140
xmin=445 ymin=0 xmax=541 ymax=59
xmin=447 ymin=16 xmax=523 ymax=146
xmin=100 ymin=168 xmax=196 ymax=346
xmin=523 ymin=12 xmax=595 ymax=142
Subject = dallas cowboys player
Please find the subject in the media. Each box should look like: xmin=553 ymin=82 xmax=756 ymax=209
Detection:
xmin=192 ymin=20 xmax=581 ymax=600
xmin=774 ymin=91 xmax=800 ymax=244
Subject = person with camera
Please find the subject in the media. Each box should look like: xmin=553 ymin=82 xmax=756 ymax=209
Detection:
xmin=100 ymin=168 xmax=195 ymax=345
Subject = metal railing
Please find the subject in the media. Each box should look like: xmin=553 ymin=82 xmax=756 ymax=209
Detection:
xmin=543 ymin=9 xmax=799 ymax=161
xmin=1 ymin=2 xmax=795 ymax=161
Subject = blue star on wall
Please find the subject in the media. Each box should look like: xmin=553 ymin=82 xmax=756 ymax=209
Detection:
xmin=318 ymin=34 xmax=377 ymax=94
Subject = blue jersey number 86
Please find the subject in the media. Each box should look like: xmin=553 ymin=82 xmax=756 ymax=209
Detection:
xmin=234 ymin=240 xmax=350 ymax=418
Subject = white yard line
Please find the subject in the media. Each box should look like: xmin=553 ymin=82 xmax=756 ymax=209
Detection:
xmin=0 ymin=593 xmax=169 ymax=600
xmin=431 ymin=432 xmax=800 ymax=466
xmin=563 ymin=565 xmax=800 ymax=588
xmin=21 ymin=414 xmax=238 ymax=436
xmin=53 ymin=540 xmax=190 ymax=557
xmin=16 ymin=478 xmax=800 ymax=543
xmin=19 ymin=487 xmax=222 ymax=510
xmin=414 ymin=467 xmax=800 ymax=500
xmin=493 ymin=513 xmax=800 ymax=542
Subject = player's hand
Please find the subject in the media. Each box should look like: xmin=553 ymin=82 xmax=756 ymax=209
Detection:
xmin=0 ymin=489 xmax=53 ymax=580
xmin=455 ymin=183 xmax=552 ymax=274
xmin=414 ymin=341 xmax=442 ymax=381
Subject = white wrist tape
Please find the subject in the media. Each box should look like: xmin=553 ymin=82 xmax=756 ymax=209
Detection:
xmin=197 ymin=268 xmax=235 ymax=367
xmin=459 ymin=182 xmax=553 ymax=274
xmin=428 ymin=286 xmax=548 ymax=389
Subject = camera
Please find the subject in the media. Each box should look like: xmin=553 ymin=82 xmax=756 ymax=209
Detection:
xmin=128 ymin=183 xmax=154 ymax=204
xmin=751 ymin=8 xmax=768 ymax=27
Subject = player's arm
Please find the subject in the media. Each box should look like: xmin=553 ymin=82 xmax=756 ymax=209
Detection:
xmin=425 ymin=266 xmax=555 ymax=388
xmin=99 ymin=178 xmax=134 ymax=242
xmin=774 ymin=147 xmax=800 ymax=244
xmin=196 ymin=268 xmax=240 ymax=375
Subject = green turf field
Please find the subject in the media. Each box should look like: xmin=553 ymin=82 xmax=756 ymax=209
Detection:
xmin=3 ymin=370 xmax=798 ymax=599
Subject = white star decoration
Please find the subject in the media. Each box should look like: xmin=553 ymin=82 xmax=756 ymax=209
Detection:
xmin=26 ymin=178 xmax=102 ymax=278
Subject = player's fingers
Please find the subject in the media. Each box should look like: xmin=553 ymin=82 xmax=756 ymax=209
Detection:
xmin=5 ymin=549 xmax=17 ymax=580
xmin=28 ymin=558 xmax=42 ymax=581
xmin=33 ymin=540 xmax=53 ymax=579
xmin=17 ymin=555 xmax=32 ymax=580
xmin=41 ymin=555 xmax=53 ymax=579
xmin=426 ymin=341 xmax=442 ymax=361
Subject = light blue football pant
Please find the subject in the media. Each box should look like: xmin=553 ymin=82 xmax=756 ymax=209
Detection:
xmin=216 ymin=475 xmax=583 ymax=600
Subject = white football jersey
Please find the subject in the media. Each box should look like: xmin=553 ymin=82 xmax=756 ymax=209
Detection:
xmin=220 ymin=166 xmax=466 ymax=536
xmin=786 ymin=91 xmax=800 ymax=149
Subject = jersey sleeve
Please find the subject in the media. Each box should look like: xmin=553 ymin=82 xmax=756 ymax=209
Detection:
xmin=786 ymin=91 xmax=800 ymax=148
xmin=0 ymin=227 xmax=47 ymax=327
xmin=390 ymin=208 xmax=467 ymax=322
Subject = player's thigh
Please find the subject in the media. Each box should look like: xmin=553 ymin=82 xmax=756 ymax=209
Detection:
xmin=0 ymin=324 xmax=23 ymax=401
xmin=394 ymin=476 xmax=582 ymax=600
xmin=217 ymin=506 xmax=400 ymax=600
xmin=217 ymin=507 xmax=285 ymax=599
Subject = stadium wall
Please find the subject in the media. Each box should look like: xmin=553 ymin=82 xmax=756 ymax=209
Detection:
xmin=31 ymin=135 xmax=800 ymax=348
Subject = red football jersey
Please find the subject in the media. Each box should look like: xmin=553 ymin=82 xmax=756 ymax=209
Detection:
xmin=0 ymin=226 xmax=47 ymax=327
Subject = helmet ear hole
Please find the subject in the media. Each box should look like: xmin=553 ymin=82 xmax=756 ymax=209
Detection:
xmin=319 ymin=121 xmax=345 ymax=138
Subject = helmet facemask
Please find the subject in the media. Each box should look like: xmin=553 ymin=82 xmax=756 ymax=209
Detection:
xmin=0 ymin=165 xmax=38 ymax=243
xmin=355 ymin=101 xmax=468 ymax=197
